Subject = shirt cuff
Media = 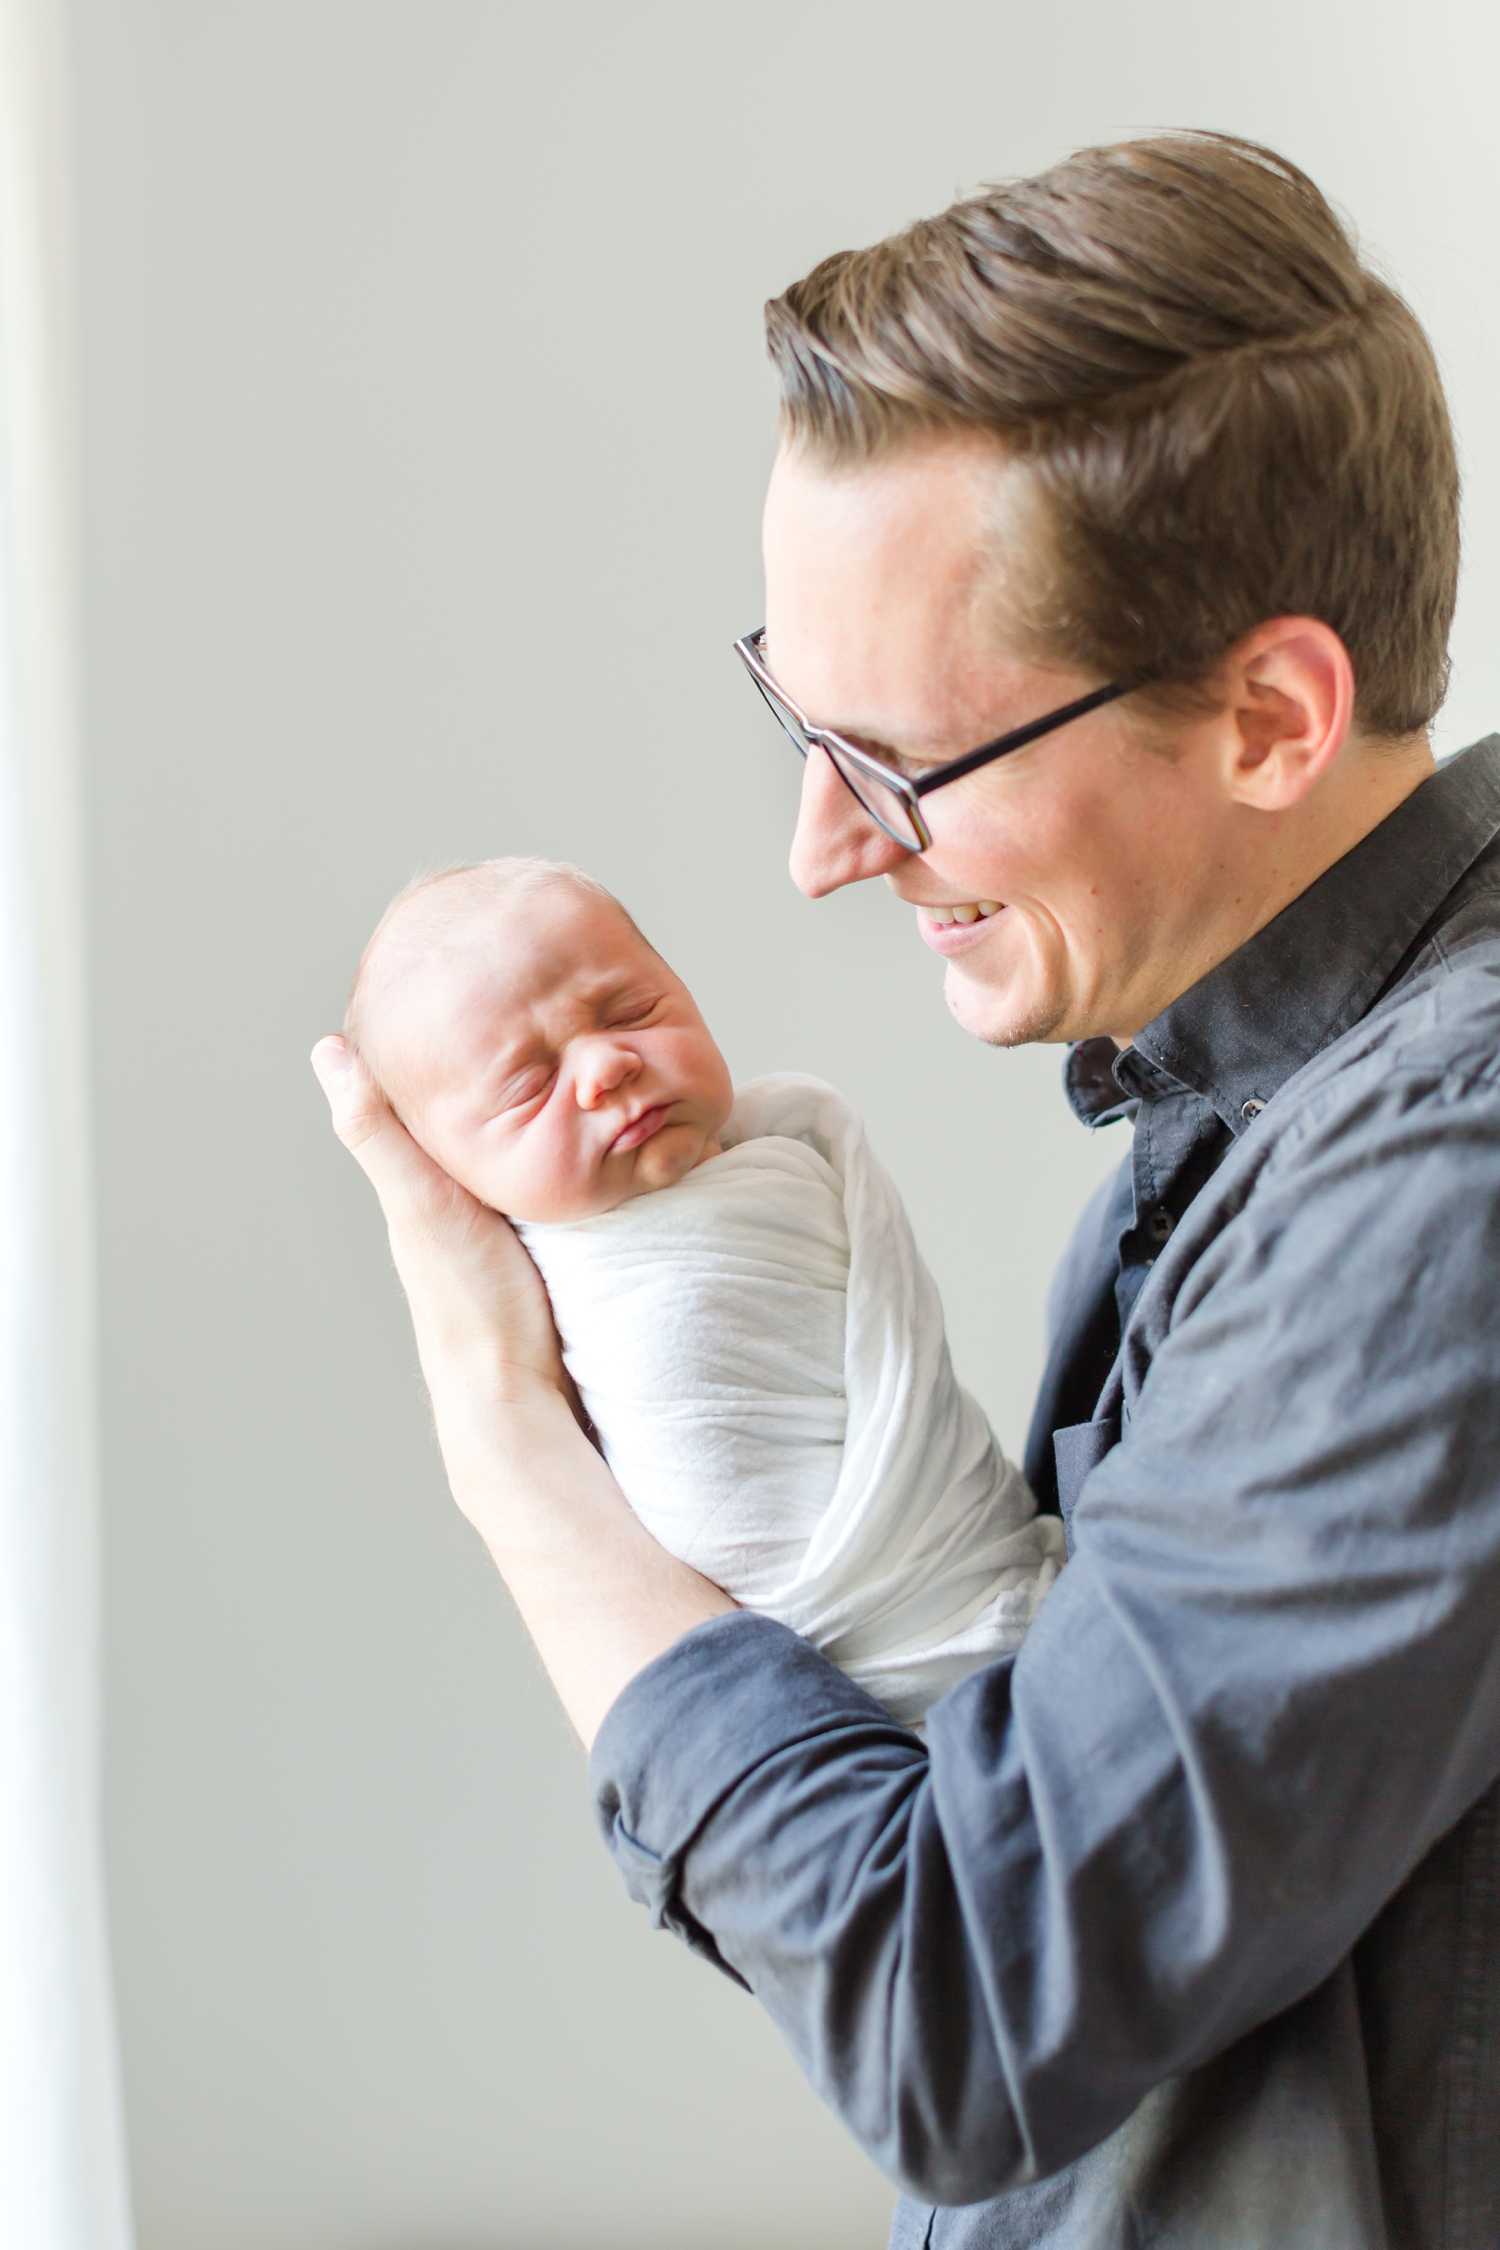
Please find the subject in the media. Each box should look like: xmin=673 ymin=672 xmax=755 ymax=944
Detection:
xmin=588 ymin=1610 xmax=906 ymax=1982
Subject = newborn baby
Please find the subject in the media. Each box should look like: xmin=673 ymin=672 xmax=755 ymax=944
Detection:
xmin=347 ymin=856 xmax=1064 ymax=1726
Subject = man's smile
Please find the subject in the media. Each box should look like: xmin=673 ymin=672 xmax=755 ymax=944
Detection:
xmin=915 ymin=900 xmax=1007 ymax=953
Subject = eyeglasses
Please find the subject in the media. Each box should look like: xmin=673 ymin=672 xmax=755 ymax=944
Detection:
xmin=733 ymin=626 xmax=1133 ymax=853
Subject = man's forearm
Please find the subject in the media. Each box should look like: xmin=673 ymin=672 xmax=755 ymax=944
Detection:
xmin=308 ymin=1037 xmax=736 ymax=1746
xmin=431 ymin=1376 xmax=735 ymax=1745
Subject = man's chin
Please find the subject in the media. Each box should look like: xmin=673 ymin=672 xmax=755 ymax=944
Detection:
xmin=943 ymin=958 xmax=1070 ymax=1049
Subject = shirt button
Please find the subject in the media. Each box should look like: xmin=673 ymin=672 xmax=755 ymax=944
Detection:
xmin=1241 ymin=1098 xmax=1267 ymax=1122
xmin=1146 ymin=1209 xmax=1176 ymax=1245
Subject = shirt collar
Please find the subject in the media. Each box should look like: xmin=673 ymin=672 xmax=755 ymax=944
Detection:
xmin=1066 ymin=735 xmax=1500 ymax=1134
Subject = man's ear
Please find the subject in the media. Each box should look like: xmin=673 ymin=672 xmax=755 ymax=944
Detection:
xmin=1222 ymin=617 xmax=1356 ymax=811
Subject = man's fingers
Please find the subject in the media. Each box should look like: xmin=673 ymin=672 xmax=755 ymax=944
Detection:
xmin=310 ymin=1034 xmax=456 ymax=1216
xmin=311 ymin=1032 xmax=565 ymax=1393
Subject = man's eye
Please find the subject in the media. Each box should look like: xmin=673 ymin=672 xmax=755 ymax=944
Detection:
xmin=845 ymin=734 xmax=925 ymax=781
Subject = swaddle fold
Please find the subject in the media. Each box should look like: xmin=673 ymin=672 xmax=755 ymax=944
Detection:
xmin=519 ymin=1074 xmax=1063 ymax=1725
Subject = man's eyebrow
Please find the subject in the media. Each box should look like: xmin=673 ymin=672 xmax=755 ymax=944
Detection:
xmin=840 ymin=728 xmax=944 ymax=777
xmin=762 ymin=636 xmax=945 ymax=765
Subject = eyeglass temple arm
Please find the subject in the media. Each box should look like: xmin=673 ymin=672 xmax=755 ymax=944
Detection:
xmin=737 ymin=630 xmax=1139 ymax=793
xmin=910 ymin=680 xmax=1134 ymax=795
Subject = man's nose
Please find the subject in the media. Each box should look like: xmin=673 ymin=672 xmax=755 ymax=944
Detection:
xmin=788 ymin=746 xmax=913 ymax=897
xmin=573 ymin=1038 xmax=642 ymax=1108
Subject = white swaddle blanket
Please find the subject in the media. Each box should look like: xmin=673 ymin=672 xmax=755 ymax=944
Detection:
xmin=518 ymin=1074 xmax=1064 ymax=1725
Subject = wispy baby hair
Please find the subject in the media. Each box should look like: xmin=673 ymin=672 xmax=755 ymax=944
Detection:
xmin=344 ymin=856 xmax=640 ymax=1099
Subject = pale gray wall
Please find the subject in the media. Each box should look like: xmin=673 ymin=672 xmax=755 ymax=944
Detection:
xmin=70 ymin=4 xmax=1500 ymax=2247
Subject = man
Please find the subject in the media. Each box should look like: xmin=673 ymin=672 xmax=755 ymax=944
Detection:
xmin=314 ymin=134 xmax=1500 ymax=2245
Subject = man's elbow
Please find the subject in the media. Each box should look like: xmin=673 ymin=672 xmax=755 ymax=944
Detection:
xmin=862 ymin=2070 xmax=1033 ymax=2208
xmin=883 ymin=2126 xmax=1035 ymax=2208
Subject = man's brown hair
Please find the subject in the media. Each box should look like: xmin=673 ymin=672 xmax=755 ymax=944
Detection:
xmin=766 ymin=133 xmax=1458 ymax=739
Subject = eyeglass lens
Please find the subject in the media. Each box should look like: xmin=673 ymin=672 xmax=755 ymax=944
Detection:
xmin=749 ymin=668 xmax=924 ymax=851
xmin=820 ymin=744 xmax=925 ymax=850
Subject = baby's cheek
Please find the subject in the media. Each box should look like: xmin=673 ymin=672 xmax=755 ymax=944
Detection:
xmin=405 ymin=1109 xmax=480 ymax=1195
xmin=454 ymin=1137 xmax=517 ymax=1213
xmin=441 ymin=1114 xmax=537 ymax=1217
xmin=690 ymin=1039 xmax=734 ymax=1127
xmin=519 ymin=1124 xmax=609 ymax=1222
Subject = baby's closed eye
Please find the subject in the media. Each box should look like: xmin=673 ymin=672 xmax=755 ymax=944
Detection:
xmin=492 ymin=1063 xmax=556 ymax=1115
xmin=604 ymin=996 xmax=661 ymax=1028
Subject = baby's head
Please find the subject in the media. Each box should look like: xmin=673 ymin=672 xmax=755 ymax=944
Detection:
xmin=347 ymin=860 xmax=733 ymax=1223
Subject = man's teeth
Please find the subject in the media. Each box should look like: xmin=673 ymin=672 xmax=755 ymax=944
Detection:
xmin=926 ymin=901 xmax=1002 ymax=926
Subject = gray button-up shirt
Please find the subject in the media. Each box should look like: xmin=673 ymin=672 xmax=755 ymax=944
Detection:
xmin=591 ymin=739 xmax=1500 ymax=2249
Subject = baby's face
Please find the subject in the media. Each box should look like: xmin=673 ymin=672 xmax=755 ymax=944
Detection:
xmin=379 ymin=885 xmax=734 ymax=1223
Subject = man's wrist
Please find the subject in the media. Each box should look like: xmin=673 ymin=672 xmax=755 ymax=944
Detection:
xmin=426 ymin=1369 xmax=578 ymax=1493
xmin=414 ymin=1321 xmax=565 ymax=1418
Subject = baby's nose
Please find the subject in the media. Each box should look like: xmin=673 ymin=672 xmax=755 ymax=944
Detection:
xmin=574 ymin=1038 xmax=641 ymax=1106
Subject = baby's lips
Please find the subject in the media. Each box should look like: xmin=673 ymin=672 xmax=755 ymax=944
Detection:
xmin=609 ymin=1102 xmax=673 ymax=1153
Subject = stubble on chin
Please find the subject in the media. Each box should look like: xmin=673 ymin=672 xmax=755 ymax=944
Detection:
xmin=944 ymin=964 xmax=1071 ymax=1050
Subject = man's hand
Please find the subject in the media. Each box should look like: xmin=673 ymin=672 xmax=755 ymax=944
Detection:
xmin=311 ymin=1035 xmax=561 ymax=1392
xmin=311 ymin=1035 xmax=734 ymax=1744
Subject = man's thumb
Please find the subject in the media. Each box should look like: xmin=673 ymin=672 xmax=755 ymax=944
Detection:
xmin=311 ymin=1034 xmax=386 ymax=1154
xmin=311 ymin=1032 xmax=354 ymax=1087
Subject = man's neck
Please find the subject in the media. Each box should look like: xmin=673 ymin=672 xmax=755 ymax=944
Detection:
xmin=1104 ymin=736 xmax=1436 ymax=1046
